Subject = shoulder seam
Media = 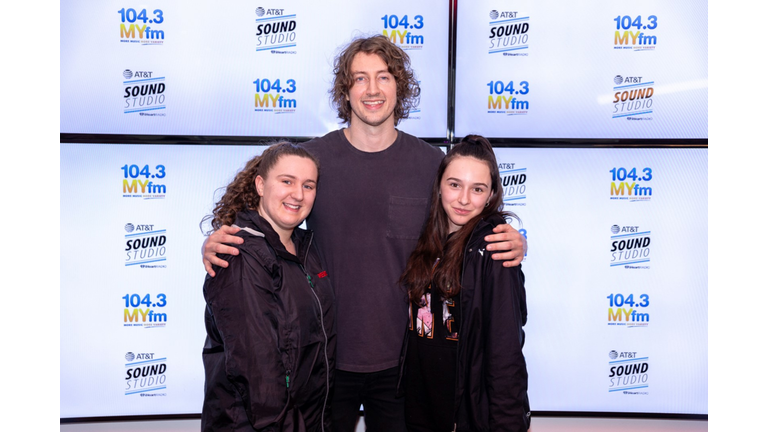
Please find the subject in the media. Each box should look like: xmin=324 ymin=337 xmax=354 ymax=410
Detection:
xmin=234 ymin=225 xmax=265 ymax=238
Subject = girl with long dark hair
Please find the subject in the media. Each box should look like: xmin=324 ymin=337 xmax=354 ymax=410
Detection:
xmin=400 ymin=135 xmax=530 ymax=431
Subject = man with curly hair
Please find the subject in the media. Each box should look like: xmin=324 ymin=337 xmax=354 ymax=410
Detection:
xmin=203 ymin=35 xmax=525 ymax=431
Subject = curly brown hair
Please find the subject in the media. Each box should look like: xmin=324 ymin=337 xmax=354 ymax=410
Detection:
xmin=330 ymin=35 xmax=420 ymax=125
xmin=201 ymin=142 xmax=319 ymax=235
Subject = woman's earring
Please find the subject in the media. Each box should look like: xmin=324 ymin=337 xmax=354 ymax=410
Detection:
xmin=485 ymin=201 xmax=490 ymax=207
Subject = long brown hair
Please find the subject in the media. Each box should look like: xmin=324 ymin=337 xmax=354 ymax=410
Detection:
xmin=401 ymin=135 xmax=508 ymax=302
xmin=330 ymin=35 xmax=420 ymax=125
xmin=200 ymin=142 xmax=319 ymax=235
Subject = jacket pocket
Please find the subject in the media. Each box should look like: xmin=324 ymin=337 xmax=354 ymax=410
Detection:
xmin=386 ymin=195 xmax=428 ymax=240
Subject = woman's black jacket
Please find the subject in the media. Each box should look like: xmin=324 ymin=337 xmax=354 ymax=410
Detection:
xmin=201 ymin=210 xmax=336 ymax=431
xmin=400 ymin=213 xmax=530 ymax=431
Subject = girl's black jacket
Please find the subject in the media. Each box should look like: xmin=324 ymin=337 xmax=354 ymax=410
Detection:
xmin=201 ymin=210 xmax=336 ymax=432
xmin=400 ymin=213 xmax=530 ymax=431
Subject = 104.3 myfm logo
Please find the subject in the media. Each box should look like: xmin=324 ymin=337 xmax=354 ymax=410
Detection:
xmin=122 ymin=164 xmax=166 ymax=199
xmin=123 ymin=293 xmax=168 ymax=327
xmin=487 ymin=80 xmax=530 ymax=115
xmin=254 ymin=78 xmax=297 ymax=113
xmin=118 ymin=7 xmax=165 ymax=45
xmin=609 ymin=166 xmax=652 ymax=202
xmin=607 ymin=292 xmax=650 ymax=327
xmin=381 ymin=13 xmax=425 ymax=50
xmin=613 ymin=14 xmax=657 ymax=51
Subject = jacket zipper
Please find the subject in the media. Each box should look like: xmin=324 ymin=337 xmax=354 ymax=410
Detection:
xmin=299 ymin=232 xmax=330 ymax=432
xmin=453 ymin=223 xmax=483 ymax=431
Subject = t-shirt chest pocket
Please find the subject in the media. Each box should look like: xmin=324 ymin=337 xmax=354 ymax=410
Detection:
xmin=386 ymin=195 xmax=429 ymax=240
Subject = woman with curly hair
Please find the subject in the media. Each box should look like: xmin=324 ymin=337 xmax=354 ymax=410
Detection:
xmin=200 ymin=142 xmax=336 ymax=432
xmin=400 ymin=135 xmax=530 ymax=432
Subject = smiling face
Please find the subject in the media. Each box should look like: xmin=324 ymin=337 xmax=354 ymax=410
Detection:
xmin=345 ymin=52 xmax=398 ymax=130
xmin=255 ymin=155 xmax=318 ymax=239
xmin=440 ymin=156 xmax=493 ymax=234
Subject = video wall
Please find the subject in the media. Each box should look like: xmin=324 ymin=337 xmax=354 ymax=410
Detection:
xmin=454 ymin=1 xmax=707 ymax=139
xmin=495 ymin=147 xmax=707 ymax=413
xmin=60 ymin=143 xmax=707 ymax=418
xmin=60 ymin=0 xmax=707 ymax=140
xmin=60 ymin=0 xmax=708 ymax=420
xmin=60 ymin=0 xmax=449 ymax=138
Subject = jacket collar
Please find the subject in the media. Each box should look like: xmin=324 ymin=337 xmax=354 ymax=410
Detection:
xmin=465 ymin=213 xmax=507 ymax=249
xmin=235 ymin=209 xmax=311 ymax=265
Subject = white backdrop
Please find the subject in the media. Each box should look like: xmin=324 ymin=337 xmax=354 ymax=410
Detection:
xmin=60 ymin=144 xmax=707 ymax=417
xmin=494 ymin=147 xmax=707 ymax=413
xmin=60 ymin=0 xmax=449 ymax=138
xmin=59 ymin=0 xmax=707 ymax=421
xmin=455 ymin=0 xmax=707 ymax=138
xmin=61 ymin=144 xmax=273 ymax=417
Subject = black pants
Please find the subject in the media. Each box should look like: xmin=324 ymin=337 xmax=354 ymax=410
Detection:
xmin=331 ymin=366 xmax=407 ymax=432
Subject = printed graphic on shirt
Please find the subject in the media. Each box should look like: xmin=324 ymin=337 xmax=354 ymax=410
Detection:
xmin=444 ymin=298 xmax=458 ymax=340
xmin=410 ymin=292 xmax=459 ymax=341
xmin=414 ymin=293 xmax=433 ymax=338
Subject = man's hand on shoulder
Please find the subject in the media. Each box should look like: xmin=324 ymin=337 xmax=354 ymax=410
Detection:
xmin=484 ymin=223 xmax=527 ymax=267
xmin=203 ymin=225 xmax=243 ymax=277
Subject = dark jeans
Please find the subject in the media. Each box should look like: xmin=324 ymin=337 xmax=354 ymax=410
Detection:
xmin=331 ymin=366 xmax=406 ymax=432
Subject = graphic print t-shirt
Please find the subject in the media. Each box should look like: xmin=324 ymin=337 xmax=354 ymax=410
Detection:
xmin=406 ymin=283 xmax=461 ymax=430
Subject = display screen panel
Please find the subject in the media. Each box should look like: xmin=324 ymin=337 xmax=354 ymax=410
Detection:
xmin=60 ymin=0 xmax=449 ymax=138
xmin=494 ymin=146 xmax=707 ymax=414
xmin=455 ymin=1 xmax=708 ymax=139
xmin=61 ymin=143 xmax=706 ymax=417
